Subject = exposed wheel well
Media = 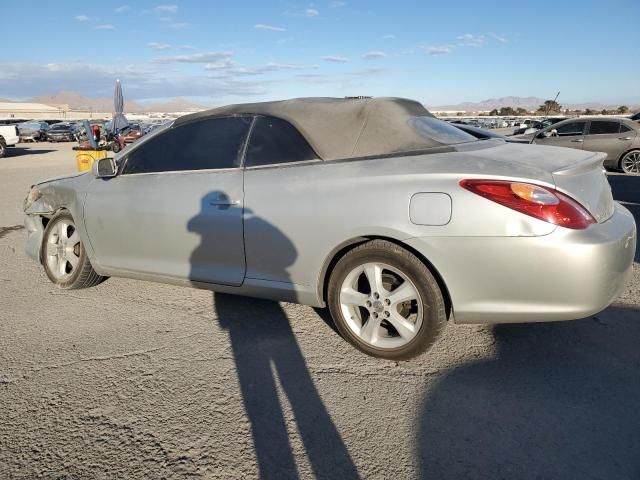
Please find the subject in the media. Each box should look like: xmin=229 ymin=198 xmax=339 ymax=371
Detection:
xmin=320 ymin=235 xmax=453 ymax=320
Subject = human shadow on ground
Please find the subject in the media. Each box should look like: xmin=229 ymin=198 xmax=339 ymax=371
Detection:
xmin=417 ymin=305 xmax=640 ymax=480
xmin=188 ymin=192 xmax=359 ymax=479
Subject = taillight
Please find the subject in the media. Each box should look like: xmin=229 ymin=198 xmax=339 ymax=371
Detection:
xmin=460 ymin=179 xmax=596 ymax=229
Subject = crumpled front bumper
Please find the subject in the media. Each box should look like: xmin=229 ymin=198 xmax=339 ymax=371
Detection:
xmin=24 ymin=214 xmax=45 ymax=263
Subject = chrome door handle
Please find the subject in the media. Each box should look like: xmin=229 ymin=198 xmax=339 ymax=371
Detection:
xmin=618 ymin=137 xmax=632 ymax=141
xmin=210 ymin=199 xmax=240 ymax=206
xmin=571 ymin=139 xmax=583 ymax=143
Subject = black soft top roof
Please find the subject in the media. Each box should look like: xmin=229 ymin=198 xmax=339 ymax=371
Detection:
xmin=175 ymin=97 xmax=437 ymax=160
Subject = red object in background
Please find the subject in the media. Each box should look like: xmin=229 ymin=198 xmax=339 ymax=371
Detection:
xmin=91 ymin=124 xmax=101 ymax=143
xmin=122 ymin=125 xmax=143 ymax=144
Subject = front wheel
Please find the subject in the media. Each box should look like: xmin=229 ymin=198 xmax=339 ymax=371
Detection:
xmin=42 ymin=211 xmax=106 ymax=289
xmin=620 ymin=150 xmax=640 ymax=174
xmin=327 ymin=240 xmax=446 ymax=360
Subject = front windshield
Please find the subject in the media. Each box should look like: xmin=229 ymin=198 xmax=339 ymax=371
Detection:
xmin=409 ymin=116 xmax=477 ymax=145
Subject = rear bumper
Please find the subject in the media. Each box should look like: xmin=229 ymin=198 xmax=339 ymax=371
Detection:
xmin=405 ymin=203 xmax=636 ymax=324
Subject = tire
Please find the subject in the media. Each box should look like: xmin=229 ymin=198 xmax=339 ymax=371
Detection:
xmin=42 ymin=211 xmax=106 ymax=289
xmin=619 ymin=150 xmax=640 ymax=174
xmin=327 ymin=240 xmax=446 ymax=360
xmin=0 ymin=140 xmax=6 ymax=158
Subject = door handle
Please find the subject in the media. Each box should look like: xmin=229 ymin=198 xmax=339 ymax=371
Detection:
xmin=618 ymin=137 xmax=632 ymax=141
xmin=571 ymin=139 xmax=583 ymax=143
xmin=209 ymin=199 xmax=240 ymax=206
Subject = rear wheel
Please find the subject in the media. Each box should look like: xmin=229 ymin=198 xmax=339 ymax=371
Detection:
xmin=620 ymin=150 xmax=640 ymax=174
xmin=0 ymin=140 xmax=6 ymax=158
xmin=328 ymin=240 xmax=446 ymax=360
xmin=42 ymin=211 xmax=105 ymax=289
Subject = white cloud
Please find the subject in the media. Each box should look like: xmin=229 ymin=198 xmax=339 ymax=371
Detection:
xmin=115 ymin=5 xmax=129 ymax=13
xmin=254 ymin=24 xmax=286 ymax=32
xmin=96 ymin=24 xmax=116 ymax=30
xmin=489 ymin=32 xmax=508 ymax=43
xmin=363 ymin=51 xmax=386 ymax=60
xmin=178 ymin=45 xmax=196 ymax=50
xmin=306 ymin=8 xmax=319 ymax=17
xmin=205 ymin=60 xmax=317 ymax=76
xmin=0 ymin=62 xmax=270 ymax=100
xmin=155 ymin=4 xmax=178 ymax=13
xmin=168 ymin=22 xmax=190 ymax=29
xmin=154 ymin=52 xmax=233 ymax=64
xmin=383 ymin=34 xmax=395 ymax=39
xmin=321 ymin=55 xmax=349 ymax=63
xmin=456 ymin=33 xmax=485 ymax=47
xmin=422 ymin=45 xmax=453 ymax=55
xmin=74 ymin=15 xmax=90 ymax=21
xmin=148 ymin=42 xmax=172 ymax=50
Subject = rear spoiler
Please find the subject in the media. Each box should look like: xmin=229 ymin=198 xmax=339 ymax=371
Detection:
xmin=552 ymin=152 xmax=606 ymax=176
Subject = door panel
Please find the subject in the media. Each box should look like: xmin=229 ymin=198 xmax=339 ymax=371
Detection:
xmin=534 ymin=120 xmax=586 ymax=150
xmin=84 ymin=170 xmax=246 ymax=286
xmin=583 ymin=121 xmax=635 ymax=163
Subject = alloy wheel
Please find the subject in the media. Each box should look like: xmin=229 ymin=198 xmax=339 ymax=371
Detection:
xmin=339 ymin=262 xmax=423 ymax=349
xmin=621 ymin=151 xmax=640 ymax=174
xmin=45 ymin=219 xmax=82 ymax=281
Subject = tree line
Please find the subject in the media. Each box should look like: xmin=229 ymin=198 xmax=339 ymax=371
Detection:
xmin=481 ymin=101 xmax=631 ymax=117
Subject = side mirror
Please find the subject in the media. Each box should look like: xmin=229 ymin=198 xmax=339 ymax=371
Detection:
xmin=93 ymin=157 xmax=117 ymax=178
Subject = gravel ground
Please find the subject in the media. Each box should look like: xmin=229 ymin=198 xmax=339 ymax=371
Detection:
xmin=1 ymin=143 xmax=639 ymax=479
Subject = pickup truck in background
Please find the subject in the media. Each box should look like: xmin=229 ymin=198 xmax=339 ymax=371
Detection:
xmin=0 ymin=124 xmax=20 ymax=158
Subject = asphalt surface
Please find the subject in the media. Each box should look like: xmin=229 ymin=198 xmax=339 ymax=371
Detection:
xmin=1 ymin=143 xmax=639 ymax=480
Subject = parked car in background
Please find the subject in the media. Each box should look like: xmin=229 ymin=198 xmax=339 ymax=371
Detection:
xmin=121 ymin=124 xmax=144 ymax=144
xmin=46 ymin=123 xmax=78 ymax=142
xmin=531 ymin=117 xmax=640 ymax=174
xmin=18 ymin=121 xmax=49 ymax=142
xmin=513 ymin=117 xmax=567 ymax=135
xmin=630 ymin=111 xmax=640 ymax=122
xmin=0 ymin=124 xmax=20 ymax=157
xmin=24 ymin=97 xmax=636 ymax=360
xmin=453 ymin=123 xmax=530 ymax=143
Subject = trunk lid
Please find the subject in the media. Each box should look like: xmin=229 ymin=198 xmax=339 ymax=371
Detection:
xmin=551 ymin=150 xmax=614 ymax=223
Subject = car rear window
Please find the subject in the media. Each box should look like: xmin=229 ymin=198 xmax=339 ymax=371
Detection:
xmin=409 ymin=116 xmax=476 ymax=145
xmin=588 ymin=121 xmax=619 ymax=135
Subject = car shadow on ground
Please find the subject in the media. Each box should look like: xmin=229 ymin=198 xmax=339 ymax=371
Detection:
xmin=416 ymin=305 xmax=640 ymax=479
xmin=5 ymin=145 xmax=56 ymax=157
xmin=188 ymin=192 xmax=359 ymax=479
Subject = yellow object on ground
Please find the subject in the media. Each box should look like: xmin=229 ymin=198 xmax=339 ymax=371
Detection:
xmin=74 ymin=148 xmax=109 ymax=172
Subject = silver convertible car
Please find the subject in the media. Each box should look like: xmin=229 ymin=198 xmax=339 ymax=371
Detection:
xmin=24 ymin=97 xmax=636 ymax=360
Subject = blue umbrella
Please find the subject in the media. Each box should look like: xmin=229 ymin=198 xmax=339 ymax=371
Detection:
xmin=111 ymin=79 xmax=129 ymax=133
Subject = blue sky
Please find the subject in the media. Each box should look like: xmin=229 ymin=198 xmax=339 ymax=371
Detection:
xmin=2 ymin=0 xmax=639 ymax=106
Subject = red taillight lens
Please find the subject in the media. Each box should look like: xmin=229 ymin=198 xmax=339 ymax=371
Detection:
xmin=460 ymin=179 xmax=596 ymax=229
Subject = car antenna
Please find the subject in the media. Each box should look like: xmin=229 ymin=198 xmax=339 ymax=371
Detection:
xmin=543 ymin=91 xmax=560 ymax=120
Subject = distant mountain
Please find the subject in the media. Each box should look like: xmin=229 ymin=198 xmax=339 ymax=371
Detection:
xmin=26 ymin=91 xmax=206 ymax=113
xmin=428 ymin=96 xmax=628 ymax=112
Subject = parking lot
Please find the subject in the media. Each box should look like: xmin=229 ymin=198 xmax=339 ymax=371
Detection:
xmin=1 ymin=143 xmax=639 ymax=479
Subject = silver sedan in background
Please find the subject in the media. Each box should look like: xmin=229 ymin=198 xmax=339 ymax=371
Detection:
xmin=23 ymin=97 xmax=636 ymax=360
xmin=530 ymin=117 xmax=640 ymax=174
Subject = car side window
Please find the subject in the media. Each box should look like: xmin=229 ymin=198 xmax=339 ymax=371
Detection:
xmin=555 ymin=121 xmax=586 ymax=137
xmin=619 ymin=123 xmax=632 ymax=133
xmin=588 ymin=121 xmax=620 ymax=135
xmin=244 ymin=116 xmax=317 ymax=167
xmin=122 ymin=117 xmax=252 ymax=174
